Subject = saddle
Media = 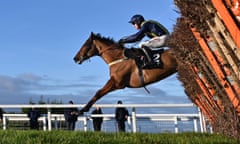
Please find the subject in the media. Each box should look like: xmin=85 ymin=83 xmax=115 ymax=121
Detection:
xmin=124 ymin=47 xmax=164 ymax=69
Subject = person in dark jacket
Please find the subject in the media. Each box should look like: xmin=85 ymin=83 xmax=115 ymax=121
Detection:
xmin=0 ymin=108 xmax=3 ymax=121
xmin=91 ymin=106 xmax=103 ymax=131
xmin=119 ymin=14 xmax=169 ymax=48
xmin=64 ymin=100 xmax=79 ymax=130
xmin=119 ymin=14 xmax=169 ymax=66
xmin=28 ymin=107 xmax=41 ymax=130
xmin=115 ymin=100 xmax=129 ymax=132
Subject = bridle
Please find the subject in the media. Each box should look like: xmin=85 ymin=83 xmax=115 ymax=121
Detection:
xmin=83 ymin=39 xmax=114 ymax=56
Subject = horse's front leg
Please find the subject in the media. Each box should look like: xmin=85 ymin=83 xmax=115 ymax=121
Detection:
xmin=79 ymin=77 xmax=120 ymax=114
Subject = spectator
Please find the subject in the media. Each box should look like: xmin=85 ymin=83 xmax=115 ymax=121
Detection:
xmin=64 ymin=100 xmax=79 ymax=130
xmin=91 ymin=106 xmax=103 ymax=131
xmin=28 ymin=107 xmax=41 ymax=130
xmin=0 ymin=108 xmax=3 ymax=121
xmin=115 ymin=100 xmax=129 ymax=132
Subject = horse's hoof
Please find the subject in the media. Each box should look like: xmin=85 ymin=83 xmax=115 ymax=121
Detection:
xmin=79 ymin=107 xmax=89 ymax=115
xmin=79 ymin=110 xmax=84 ymax=115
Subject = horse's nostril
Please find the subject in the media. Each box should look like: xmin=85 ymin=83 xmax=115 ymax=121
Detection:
xmin=73 ymin=57 xmax=82 ymax=64
xmin=73 ymin=57 xmax=78 ymax=61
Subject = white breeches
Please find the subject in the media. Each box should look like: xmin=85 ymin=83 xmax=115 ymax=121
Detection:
xmin=139 ymin=35 xmax=169 ymax=49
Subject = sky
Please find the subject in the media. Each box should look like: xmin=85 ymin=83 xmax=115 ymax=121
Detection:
xmin=0 ymin=0 xmax=192 ymax=107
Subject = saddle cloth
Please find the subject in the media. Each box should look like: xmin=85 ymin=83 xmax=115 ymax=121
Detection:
xmin=124 ymin=48 xmax=164 ymax=69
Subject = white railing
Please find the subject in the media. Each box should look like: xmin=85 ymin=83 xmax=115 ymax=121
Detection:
xmin=0 ymin=103 xmax=208 ymax=133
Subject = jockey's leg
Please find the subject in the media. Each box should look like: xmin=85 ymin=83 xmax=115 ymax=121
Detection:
xmin=139 ymin=35 xmax=168 ymax=49
xmin=139 ymin=35 xmax=168 ymax=68
xmin=141 ymin=46 xmax=153 ymax=64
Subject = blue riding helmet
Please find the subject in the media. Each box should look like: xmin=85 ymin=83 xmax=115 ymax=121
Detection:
xmin=128 ymin=14 xmax=145 ymax=25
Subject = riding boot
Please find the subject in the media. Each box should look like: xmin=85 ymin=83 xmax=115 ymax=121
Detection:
xmin=141 ymin=46 xmax=153 ymax=63
xmin=141 ymin=46 xmax=153 ymax=67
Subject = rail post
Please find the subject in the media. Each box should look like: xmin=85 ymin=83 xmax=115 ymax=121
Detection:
xmin=174 ymin=116 xmax=178 ymax=133
xmin=3 ymin=115 xmax=6 ymax=130
xmin=43 ymin=116 xmax=47 ymax=131
xmin=193 ymin=117 xmax=198 ymax=132
xmin=47 ymin=108 xmax=52 ymax=131
xmin=198 ymin=107 xmax=205 ymax=132
xmin=131 ymin=107 xmax=137 ymax=133
xmin=83 ymin=116 xmax=88 ymax=132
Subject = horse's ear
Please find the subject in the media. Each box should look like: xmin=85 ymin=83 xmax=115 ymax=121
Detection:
xmin=90 ymin=32 xmax=95 ymax=39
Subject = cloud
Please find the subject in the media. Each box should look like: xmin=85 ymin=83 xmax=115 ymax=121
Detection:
xmin=0 ymin=73 xmax=190 ymax=106
xmin=0 ymin=72 xmax=114 ymax=105
xmin=0 ymin=72 xmax=195 ymax=114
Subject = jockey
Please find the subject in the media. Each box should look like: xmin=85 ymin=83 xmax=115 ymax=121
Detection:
xmin=119 ymin=14 xmax=169 ymax=66
xmin=119 ymin=14 xmax=169 ymax=48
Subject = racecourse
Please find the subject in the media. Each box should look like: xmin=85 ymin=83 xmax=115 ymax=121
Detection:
xmin=0 ymin=130 xmax=238 ymax=144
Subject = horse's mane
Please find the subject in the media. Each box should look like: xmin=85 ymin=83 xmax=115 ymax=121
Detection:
xmin=93 ymin=33 xmax=115 ymax=44
xmin=93 ymin=33 xmax=123 ymax=47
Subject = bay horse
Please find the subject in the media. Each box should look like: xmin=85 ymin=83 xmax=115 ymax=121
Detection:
xmin=74 ymin=32 xmax=177 ymax=113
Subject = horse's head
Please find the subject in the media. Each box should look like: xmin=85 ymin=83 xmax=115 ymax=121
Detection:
xmin=74 ymin=32 xmax=119 ymax=64
xmin=73 ymin=32 xmax=99 ymax=64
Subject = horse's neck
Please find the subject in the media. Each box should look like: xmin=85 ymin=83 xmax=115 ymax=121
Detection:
xmin=97 ymin=43 xmax=124 ymax=65
xmin=105 ymin=48 xmax=123 ymax=63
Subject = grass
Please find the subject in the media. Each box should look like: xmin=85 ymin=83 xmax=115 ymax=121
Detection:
xmin=0 ymin=130 xmax=239 ymax=144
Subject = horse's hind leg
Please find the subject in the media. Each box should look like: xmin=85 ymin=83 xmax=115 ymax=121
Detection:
xmin=79 ymin=77 xmax=120 ymax=113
